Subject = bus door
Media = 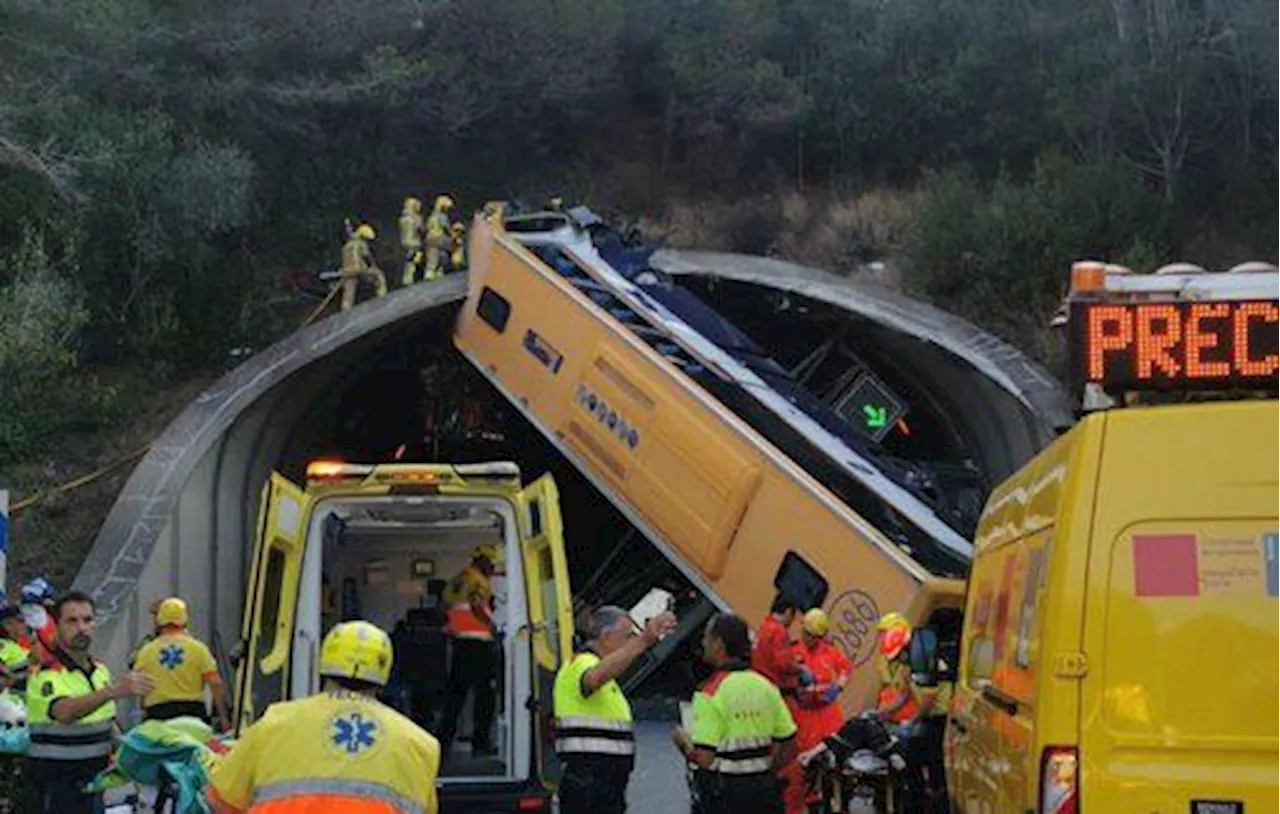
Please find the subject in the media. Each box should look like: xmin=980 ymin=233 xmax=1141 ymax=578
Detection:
xmin=233 ymin=471 xmax=312 ymax=734
xmin=517 ymin=473 xmax=572 ymax=788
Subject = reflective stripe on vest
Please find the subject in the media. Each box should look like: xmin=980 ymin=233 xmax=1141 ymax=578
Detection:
xmin=28 ymin=719 xmax=115 ymax=761
xmin=253 ymin=777 xmax=425 ymax=814
xmin=554 ymin=714 xmax=635 ymax=757
xmin=706 ymin=734 xmax=773 ymax=775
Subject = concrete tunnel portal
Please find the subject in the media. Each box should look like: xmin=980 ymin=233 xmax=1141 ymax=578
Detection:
xmin=74 ymin=250 xmax=1072 ymax=694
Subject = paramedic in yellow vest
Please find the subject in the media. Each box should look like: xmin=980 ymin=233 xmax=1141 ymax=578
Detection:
xmin=553 ymin=605 xmax=677 ymax=814
xmin=132 ymin=597 xmax=229 ymax=728
xmin=340 ymin=223 xmax=388 ymax=311
xmin=424 ymin=195 xmax=454 ymax=281
xmin=398 ymin=197 xmax=425 ymax=286
xmin=872 ymin=611 xmax=928 ymax=806
xmin=0 ymin=606 xmax=32 ymax=692
xmin=207 ymin=620 xmax=440 ymax=814
xmin=28 ymin=591 xmax=154 ymax=814
xmin=448 ymin=221 xmax=467 ymax=273
xmin=671 ymin=613 xmax=797 ymax=814
xmin=438 ymin=543 xmax=500 ymax=756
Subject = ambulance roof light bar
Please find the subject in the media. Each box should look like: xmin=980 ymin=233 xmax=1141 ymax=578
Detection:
xmin=1068 ymin=259 xmax=1279 ymax=301
xmin=306 ymin=460 xmax=374 ymax=480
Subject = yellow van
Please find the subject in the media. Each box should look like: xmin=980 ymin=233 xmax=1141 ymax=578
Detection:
xmin=945 ymin=397 xmax=1278 ymax=813
xmin=233 ymin=460 xmax=571 ymax=813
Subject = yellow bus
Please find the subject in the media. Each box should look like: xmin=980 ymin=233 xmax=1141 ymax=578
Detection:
xmin=453 ymin=203 xmax=969 ymax=709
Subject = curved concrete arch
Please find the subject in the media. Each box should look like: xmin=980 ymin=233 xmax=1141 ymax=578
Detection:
xmin=75 ymin=255 xmax=1070 ymax=670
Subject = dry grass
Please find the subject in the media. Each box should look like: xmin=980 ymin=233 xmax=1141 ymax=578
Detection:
xmin=647 ymin=187 xmax=921 ymax=287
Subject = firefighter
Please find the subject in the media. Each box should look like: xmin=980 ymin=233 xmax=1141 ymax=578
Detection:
xmin=28 ymin=591 xmax=154 ymax=814
xmin=873 ymin=611 xmax=927 ymax=807
xmin=399 ymin=197 xmax=425 ymax=286
xmin=132 ymin=597 xmax=228 ymax=728
xmin=788 ymin=609 xmax=853 ymax=814
xmin=448 ymin=221 xmax=467 ymax=273
xmin=424 ymin=195 xmax=454 ymax=281
xmin=750 ymin=594 xmax=806 ymax=803
xmin=340 ymin=224 xmax=387 ymax=311
xmin=438 ymin=543 xmax=501 ymax=757
xmin=672 ymin=613 xmax=797 ymax=814
xmin=207 ymin=620 xmax=440 ymax=814
xmin=554 ymin=605 xmax=677 ymax=814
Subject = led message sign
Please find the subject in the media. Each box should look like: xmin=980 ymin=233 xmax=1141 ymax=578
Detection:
xmin=1068 ymin=300 xmax=1279 ymax=392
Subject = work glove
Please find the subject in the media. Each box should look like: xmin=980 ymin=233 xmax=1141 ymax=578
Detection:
xmin=797 ymin=667 xmax=815 ymax=687
xmin=820 ymin=684 xmax=841 ymax=705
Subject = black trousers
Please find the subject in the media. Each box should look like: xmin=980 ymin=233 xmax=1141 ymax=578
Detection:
xmin=559 ymin=755 xmax=633 ymax=814
xmin=33 ymin=761 xmax=105 ymax=814
xmin=439 ymin=638 xmax=497 ymax=750
xmin=692 ymin=771 xmax=783 ymax=814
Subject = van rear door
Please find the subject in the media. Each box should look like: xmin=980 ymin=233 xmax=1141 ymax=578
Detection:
xmin=233 ymin=471 xmax=312 ymax=733
xmin=517 ymin=473 xmax=573 ymax=789
xmin=1081 ymin=404 xmax=1279 ymax=812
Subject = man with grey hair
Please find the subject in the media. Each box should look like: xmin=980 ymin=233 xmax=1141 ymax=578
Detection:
xmin=553 ymin=604 xmax=677 ymax=814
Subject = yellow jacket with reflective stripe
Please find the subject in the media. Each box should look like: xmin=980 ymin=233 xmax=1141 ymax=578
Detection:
xmin=342 ymin=237 xmax=373 ymax=275
xmin=0 ymin=639 xmax=30 ymax=686
xmin=27 ymin=655 xmax=117 ymax=762
xmin=690 ymin=665 xmax=796 ymax=775
xmin=208 ymin=690 xmax=439 ymax=814
xmin=399 ymin=213 xmax=424 ymax=249
xmin=553 ymin=652 xmax=634 ymax=758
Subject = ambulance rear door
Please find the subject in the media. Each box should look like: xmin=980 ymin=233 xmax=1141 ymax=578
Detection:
xmin=517 ymin=473 xmax=573 ymax=789
xmin=233 ymin=471 xmax=312 ymax=734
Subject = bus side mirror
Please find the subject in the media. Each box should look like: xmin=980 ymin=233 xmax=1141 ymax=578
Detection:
xmin=908 ymin=627 xmax=940 ymax=687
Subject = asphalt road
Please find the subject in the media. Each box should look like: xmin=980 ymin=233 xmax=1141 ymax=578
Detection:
xmin=628 ymin=721 xmax=692 ymax=812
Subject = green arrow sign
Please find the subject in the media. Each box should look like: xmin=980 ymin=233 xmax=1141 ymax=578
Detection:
xmin=862 ymin=404 xmax=888 ymax=429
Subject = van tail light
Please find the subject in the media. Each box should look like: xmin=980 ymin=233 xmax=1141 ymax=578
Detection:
xmin=516 ymin=796 xmax=549 ymax=811
xmin=1039 ymin=746 xmax=1079 ymax=814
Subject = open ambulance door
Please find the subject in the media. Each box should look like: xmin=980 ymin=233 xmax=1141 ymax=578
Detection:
xmin=232 ymin=471 xmax=312 ymax=734
xmin=517 ymin=473 xmax=573 ymax=790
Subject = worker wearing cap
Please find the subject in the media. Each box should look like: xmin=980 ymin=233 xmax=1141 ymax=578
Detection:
xmin=672 ymin=613 xmax=797 ymax=814
xmin=132 ymin=597 xmax=228 ymax=728
xmin=554 ymin=605 xmax=677 ymax=814
xmin=207 ymin=620 xmax=440 ymax=814
xmin=438 ymin=543 xmax=501 ymax=757
xmin=787 ymin=609 xmax=853 ymax=814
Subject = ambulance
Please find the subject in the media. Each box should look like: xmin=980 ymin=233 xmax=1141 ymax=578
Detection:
xmin=944 ymin=261 xmax=1279 ymax=814
xmin=232 ymin=460 xmax=571 ymax=812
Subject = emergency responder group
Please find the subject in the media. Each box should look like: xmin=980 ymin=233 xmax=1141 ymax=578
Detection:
xmin=340 ymin=193 xmax=467 ymax=311
xmin=551 ymin=594 xmax=950 ymax=814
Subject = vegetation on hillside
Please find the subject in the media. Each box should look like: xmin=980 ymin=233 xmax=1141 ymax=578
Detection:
xmin=1 ymin=0 xmax=1275 ymax=467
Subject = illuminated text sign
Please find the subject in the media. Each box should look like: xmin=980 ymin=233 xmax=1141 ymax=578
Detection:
xmin=1069 ymin=300 xmax=1279 ymax=392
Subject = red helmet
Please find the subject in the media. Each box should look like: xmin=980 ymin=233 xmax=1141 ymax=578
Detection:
xmin=879 ymin=626 xmax=911 ymax=660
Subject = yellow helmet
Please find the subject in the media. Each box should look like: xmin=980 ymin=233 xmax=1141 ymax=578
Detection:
xmin=403 ymin=197 xmax=422 ymax=214
xmin=450 ymin=222 xmax=465 ymax=233
xmin=155 ymin=597 xmax=189 ymax=628
xmin=802 ymin=608 xmax=829 ymax=637
xmin=472 ymin=543 xmax=501 ymax=566
xmin=354 ymin=224 xmax=376 ymax=240
xmin=319 ymin=621 xmax=393 ymax=686
xmin=435 ymin=195 xmax=454 ymax=211
xmin=876 ymin=611 xmax=910 ymax=632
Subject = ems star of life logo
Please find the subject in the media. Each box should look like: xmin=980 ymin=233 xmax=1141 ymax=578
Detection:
xmin=158 ymin=644 xmax=184 ymax=670
xmin=328 ymin=710 xmax=382 ymax=758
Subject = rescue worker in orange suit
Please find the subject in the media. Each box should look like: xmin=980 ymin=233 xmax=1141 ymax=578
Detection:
xmin=207 ymin=620 xmax=440 ymax=814
xmin=787 ymin=609 xmax=853 ymax=814
xmin=131 ymin=597 xmax=228 ymax=728
xmin=873 ymin=611 xmax=927 ymax=809
xmin=439 ymin=543 xmax=501 ymax=757
xmin=399 ymin=197 xmax=425 ymax=286
xmin=750 ymin=594 xmax=806 ymax=805
xmin=340 ymin=223 xmax=388 ymax=311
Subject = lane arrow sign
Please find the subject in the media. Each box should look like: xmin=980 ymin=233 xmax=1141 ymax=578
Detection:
xmin=862 ymin=404 xmax=888 ymax=429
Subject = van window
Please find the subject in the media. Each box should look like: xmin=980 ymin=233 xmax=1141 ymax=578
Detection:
xmin=259 ymin=547 xmax=287 ymax=657
xmin=1014 ymin=542 xmax=1049 ymax=669
xmin=963 ymin=578 xmax=996 ymax=687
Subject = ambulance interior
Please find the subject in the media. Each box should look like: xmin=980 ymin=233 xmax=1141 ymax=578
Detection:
xmin=293 ymin=494 xmax=530 ymax=783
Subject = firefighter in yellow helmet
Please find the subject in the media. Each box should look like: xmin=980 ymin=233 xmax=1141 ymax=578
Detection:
xmin=132 ymin=597 xmax=228 ymax=728
xmin=424 ymin=195 xmax=454 ymax=282
xmin=438 ymin=543 xmax=500 ymax=757
xmin=448 ymin=221 xmax=467 ymax=273
xmin=340 ymin=224 xmax=388 ymax=311
xmin=207 ymin=620 xmax=440 ymax=814
xmin=398 ymin=197 xmax=426 ymax=287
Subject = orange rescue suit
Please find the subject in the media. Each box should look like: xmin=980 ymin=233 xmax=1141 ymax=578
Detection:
xmin=786 ymin=640 xmax=853 ymax=814
xmin=751 ymin=615 xmax=801 ymax=689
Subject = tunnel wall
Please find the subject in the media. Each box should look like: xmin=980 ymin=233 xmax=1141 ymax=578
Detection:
xmin=75 ymin=253 xmax=1069 ymax=672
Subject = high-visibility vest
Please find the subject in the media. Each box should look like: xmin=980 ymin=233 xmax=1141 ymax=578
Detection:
xmin=875 ymin=658 xmax=919 ymax=724
xmin=341 ymin=237 xmax=371 ymax=276
xmin=399 ymin=213 xmax=424 ymax=249
xmin=426 ymin=211 xmax=449 ymax=241
xmin=0 ymin=639 xmax=30 ymax=691
xmin=553 ymin=652 xmax=635 ymax=759
xmin=690 ymin=666 xmax=796 ymax=776
xmin=443 ymin=567 xmax=494 ymax=642
xmin=27 ymin=654 xmax=117 ymax=762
